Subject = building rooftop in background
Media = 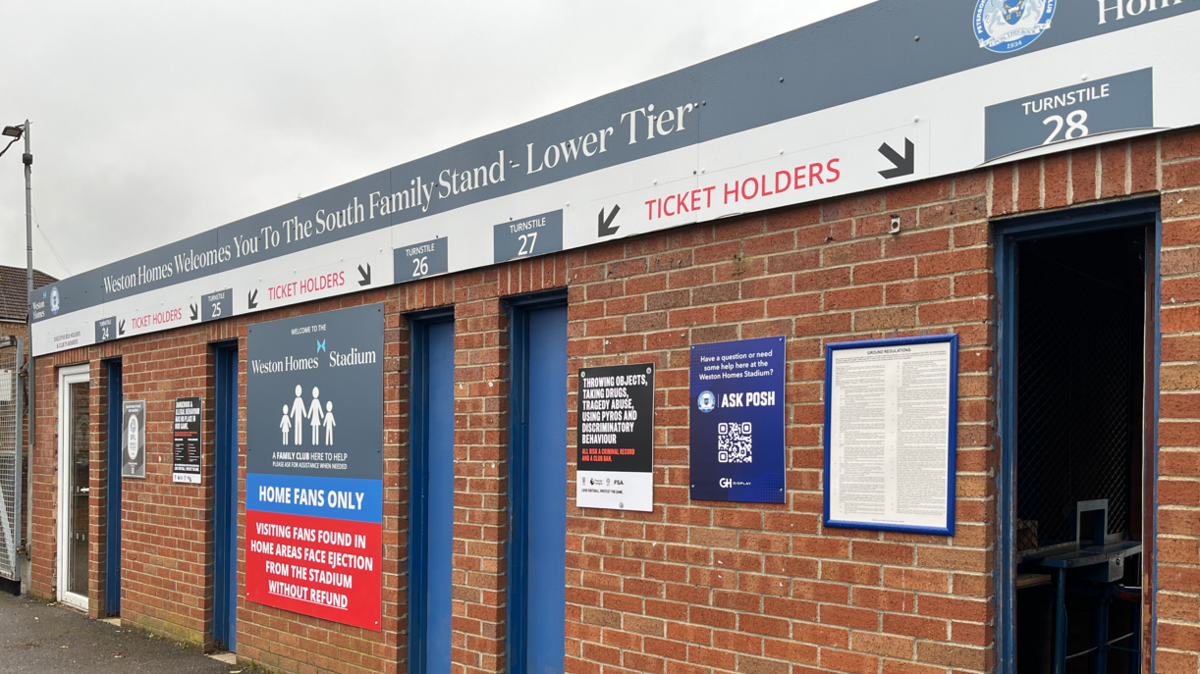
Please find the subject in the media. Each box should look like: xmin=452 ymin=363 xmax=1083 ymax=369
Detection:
xmin=0 ymin=266 xmax=56 ymax=323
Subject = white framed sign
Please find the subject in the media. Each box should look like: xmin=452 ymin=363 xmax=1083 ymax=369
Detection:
xmin=122 ymin=399 xmax=146 ymax=479
xmin=823 ymin=335 xmax=957 ymax=535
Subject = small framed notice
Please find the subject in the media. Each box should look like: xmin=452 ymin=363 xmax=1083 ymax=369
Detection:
xmin=172 ymin=397 xmax=203 ymax=484
xmin=577 ymin=363 xmax=655 ymax=512
xmin=122 ymin=400 xmax=146 ymax=479
xmin=823 ymin=334 xmax=957 ymax=535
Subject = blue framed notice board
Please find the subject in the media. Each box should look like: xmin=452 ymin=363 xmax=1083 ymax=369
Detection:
xmin=823 ymin=334 xmax=958 ymax=536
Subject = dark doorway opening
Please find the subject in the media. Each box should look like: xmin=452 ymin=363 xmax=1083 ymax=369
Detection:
xmin=105 ymin=359 xmax=122 ymax=616
xmin=1013 ymin=224 xmax=1150 ymax=674
xmin=212 ymin=343 xmax=239 ymax=652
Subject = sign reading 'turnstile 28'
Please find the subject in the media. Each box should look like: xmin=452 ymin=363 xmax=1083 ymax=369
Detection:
xmin=31 ymin=1 xmax=1200 ymax=355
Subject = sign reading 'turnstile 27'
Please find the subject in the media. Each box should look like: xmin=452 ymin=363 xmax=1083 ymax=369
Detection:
xmin=31 ymin=0 xmax=1200 ymax=355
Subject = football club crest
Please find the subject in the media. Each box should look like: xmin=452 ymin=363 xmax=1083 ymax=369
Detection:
xmin=974 ymin=0 xmax=1056 ymax=53
xmin=50 ymin=286 xmax=59 ymax=315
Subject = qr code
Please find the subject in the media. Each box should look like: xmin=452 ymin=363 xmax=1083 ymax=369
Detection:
xmin=718 ymin=422 xmax=752 ymax=463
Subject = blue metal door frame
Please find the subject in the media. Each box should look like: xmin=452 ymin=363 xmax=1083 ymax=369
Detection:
xmin=506 ymin=291 xmax=568 ymax=674
xmin=104 ymin=360 xmax=122 ymax=616
xmin=408 ymin=309 xmax=455 ymax=674
xmin=994 ymin=197 xmax=1161 ymax=674
xmin=213 ymin=342 xmax=239 ymax=652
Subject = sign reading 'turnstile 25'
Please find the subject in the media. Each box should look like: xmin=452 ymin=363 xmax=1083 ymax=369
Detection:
xmin=31 ymin=0 xmax=1200 ymax=355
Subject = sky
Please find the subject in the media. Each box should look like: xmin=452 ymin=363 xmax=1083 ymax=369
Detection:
xmin=0 ymin=1 xmax=874 ymax=281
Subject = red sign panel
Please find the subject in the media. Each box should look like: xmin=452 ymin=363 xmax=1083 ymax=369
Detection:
xmin=244 ymin=509 xmax=381 ymax=631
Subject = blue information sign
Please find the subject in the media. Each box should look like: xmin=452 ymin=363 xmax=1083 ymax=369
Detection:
xmin=689 ymin=336 xmax=786 ymax=503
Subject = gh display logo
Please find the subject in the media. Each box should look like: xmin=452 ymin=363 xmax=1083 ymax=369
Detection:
xmin=719 ymin=477 xmax=732 ymax=489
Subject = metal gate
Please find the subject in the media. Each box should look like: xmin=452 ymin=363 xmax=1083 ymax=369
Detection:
xmin=0 ymin=337 xmax=24 ymax=581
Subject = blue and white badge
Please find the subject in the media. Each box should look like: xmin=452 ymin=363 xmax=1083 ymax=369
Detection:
xmin=973 ymin=0 xmax=1056 ymax=53
xmin=696 ymin=390 xmax=716 ymax=413
xmin=50 ymin=286 xmax=59 ymax=315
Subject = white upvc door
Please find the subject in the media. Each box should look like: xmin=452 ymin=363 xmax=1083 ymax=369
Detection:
xmin=57 ymin=364 xmax=90 ymax=612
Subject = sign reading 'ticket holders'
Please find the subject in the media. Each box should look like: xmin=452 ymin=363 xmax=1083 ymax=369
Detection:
xmin=244 ymin=303 xmax=384 ymax=631
xmin=577 ymin=363 xmax=655 ymax=512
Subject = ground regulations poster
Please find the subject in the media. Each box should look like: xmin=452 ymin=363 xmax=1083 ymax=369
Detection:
xmin=245 ymin=304 xmax=384 ymax=631
xmin=690 ymin=336 xmax=785 ymax=503
xmin=577 ymin=363 xmax=654 ymax=512
xmin=122 ymin=400 xmax=146 ymax=479
xmin=172 ymin=397 xmax=202 ymax=484
xmin=824 ymin=335 xmax=957 ymax=536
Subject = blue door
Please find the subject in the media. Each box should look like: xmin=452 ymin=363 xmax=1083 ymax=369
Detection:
xmin=508 ymin=300 xmax=567 ymax=674
xmin=409 ymin=316 xmax=455 ymax=673
xmin=105 ymin=360 xmax=122 ymax=616
xmin=213 ymin=344 xmax=238 ymax=652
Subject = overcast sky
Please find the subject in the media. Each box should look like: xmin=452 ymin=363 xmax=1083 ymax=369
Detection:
xmin=0 ymin=1 xmax=873 ymax=281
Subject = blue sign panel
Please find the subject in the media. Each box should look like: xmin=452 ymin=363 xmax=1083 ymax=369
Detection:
xmin=689 ymin=336 xmax=785 ymax=504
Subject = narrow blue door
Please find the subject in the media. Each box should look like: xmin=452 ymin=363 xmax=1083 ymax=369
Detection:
xmin=409 ymin=317 xmax=455 ymax=673
xmin=213 ymin=344 xmax=239 ymax=652
xmin=105 ymin=360 xmax=122 ymax=616
xmin=509 ymin=302 xmax=567 ymax=674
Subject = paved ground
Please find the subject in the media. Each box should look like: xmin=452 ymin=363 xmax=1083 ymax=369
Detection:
xmin=0 ymin=591 xmax=240 ymax=674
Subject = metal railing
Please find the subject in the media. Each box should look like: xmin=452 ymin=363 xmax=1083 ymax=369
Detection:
xmin=0 ymin=337 xmax=24 ymax=580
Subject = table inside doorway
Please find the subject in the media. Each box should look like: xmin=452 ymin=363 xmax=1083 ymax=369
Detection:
xmin=1035 ymin=541 xmax=1142 ymax=674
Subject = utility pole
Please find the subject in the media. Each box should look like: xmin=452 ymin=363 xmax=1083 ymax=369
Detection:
xmin=21 ymin=121 xmax=33 ymax=569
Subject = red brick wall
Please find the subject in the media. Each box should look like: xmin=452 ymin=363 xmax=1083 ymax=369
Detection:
xmin=26 ymin=128 xmax=1200 ymax=674
xmin=1156 ymin=131 xmax=1200 ymax=673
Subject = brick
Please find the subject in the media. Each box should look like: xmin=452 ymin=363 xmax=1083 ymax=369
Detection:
xmin=1044 ymin=154 xmax=1069 ymax=208
xmin=990 ymin=165 xmax=1015 ymax=216
xmin=886 ymin=179 xmax=951 ymax=210
xmin=851 ymin=541 xmax=913 ymax=565
xmin=825 ymin=286 xmax=884 ymax=310
xmin=917 ymin=249 xmax=989 ymax=277
xmin=917 ymin=299 xmax=988 ymax=325
xmin=918 ymin=595 xmax=988 ymax=622
xmin=1131 ymin=135 xmax=1157 ymax=193
xmin=823 ymin=240 xmax=882 ymax=267
xmin=854 ymin=306 xmax=916 ymax=331
xmin=886 ymin=278 xmax=951 ymax=305
xmin=820 ymin=648 xmax=878 ymax=674
xmin=1166 ymin=159 xmax=1200 ymax=191
xmin=1100 ymin=142 xmax=1127 ymax=198
xmin=1071 ymin=148 xmax=1098 ymax=203
xmin=916 ymin=642 xmax=989 ymax=670
xmin=882 ymin=614 xmax=948 ymax=641
xmin=852 ymin=632 xmax=914 ymax=659
xmin=885 ymin=228 xmax=951 ymax=258
xmin=1017 ymin=159 xmax=1040 ymax=212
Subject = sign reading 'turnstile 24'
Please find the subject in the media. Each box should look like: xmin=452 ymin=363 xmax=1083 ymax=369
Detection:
xmin=31 ymin=0 xmax=1200 ymax=355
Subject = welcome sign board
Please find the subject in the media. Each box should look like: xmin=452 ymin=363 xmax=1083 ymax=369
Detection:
xmin=31 ymin=0 xmax=1200 ymax=355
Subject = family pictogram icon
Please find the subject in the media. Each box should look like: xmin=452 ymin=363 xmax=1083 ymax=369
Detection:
xmin=280 ymin=385 xmax=336 ymax=446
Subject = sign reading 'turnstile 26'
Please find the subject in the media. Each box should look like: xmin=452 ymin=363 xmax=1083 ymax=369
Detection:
xmin=31 ymin=0 xmax=1200 ymax=355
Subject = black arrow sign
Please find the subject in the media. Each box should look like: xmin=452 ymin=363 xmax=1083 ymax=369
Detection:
xmin=357 ymin=263 xmax=372 ymax=286
xmin=598 ymin=205 xmax=621 ymax=237
xmin=189 ymin=303 xmax=199 ymax=321
xmin=118 ymin=319 xmax=126 ymax=335
xmin=878 ymin=138 xmax=915 ymax=179
xmin=248 ymin=289 xmax=258 ymax=309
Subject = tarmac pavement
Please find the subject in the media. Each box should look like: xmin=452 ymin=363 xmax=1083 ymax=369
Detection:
xmin=0 ymin=591 xmax=240 ymax=674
